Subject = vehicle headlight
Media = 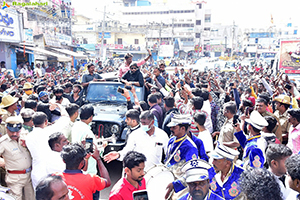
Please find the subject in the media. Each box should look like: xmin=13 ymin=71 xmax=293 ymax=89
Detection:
xmin=111 ymin=124 xmax=119 ymax=134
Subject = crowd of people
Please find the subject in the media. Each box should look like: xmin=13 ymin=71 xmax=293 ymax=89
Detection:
xmin=0 ymin=50 xmax=300 ymax=200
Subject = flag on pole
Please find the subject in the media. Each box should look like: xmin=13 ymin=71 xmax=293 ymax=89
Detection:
xmin=271 ymin=14 xmax=273 ymax=24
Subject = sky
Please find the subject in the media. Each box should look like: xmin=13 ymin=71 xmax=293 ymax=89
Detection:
xmin=71 ymin=0 xmax=300 ymax=29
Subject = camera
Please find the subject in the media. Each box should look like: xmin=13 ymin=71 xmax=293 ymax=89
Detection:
xmin=233 ymin=115 xmax=240 ymax=125
xmin=117 ymin=87 xmax=124 ymax=94
xmin=285 ymin=84 xmax=292 ymax=90
xmin=85 ymin=138 xmax=93 ymax=153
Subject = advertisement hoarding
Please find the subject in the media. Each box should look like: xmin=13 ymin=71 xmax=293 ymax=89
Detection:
xmin=279 ymin=40 xmax=300 ymax=74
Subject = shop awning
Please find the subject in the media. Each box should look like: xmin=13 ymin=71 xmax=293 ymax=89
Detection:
xmin=50 ymin=48 xmax=88 ymax=59
xmin=24 ymin=46 xmax=72 ymax=62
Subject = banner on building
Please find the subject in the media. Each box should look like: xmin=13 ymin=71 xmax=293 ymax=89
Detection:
xmin=98 ymin=32 xmax=111 ymax=39
xmin=206 ymin=45 xmax=225 ymax=52
xmin=159 ymin=45 xmax=174 ymax=57
xmin=279 ymin=40 xmax=300 ymax=74
xmin=24 ymin=29 xmax=33 ymax=43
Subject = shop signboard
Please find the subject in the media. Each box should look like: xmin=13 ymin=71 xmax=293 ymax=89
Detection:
xmin=0 ymin=9 xmax=22 ymax=43
xmin=44 ymin=34 xmax=61 ymax=47
xmin=98 ymin=32 xmax=111 ymax=39
xmin=80 ymin=44 xmax=95 ymax=51
xmin=24 ymin=29 xmax=33 ymax=43
xmin=56 ymin=33 xmax=72 ymax=45
xmin=279 ymin=40 xmax=300 ymax=74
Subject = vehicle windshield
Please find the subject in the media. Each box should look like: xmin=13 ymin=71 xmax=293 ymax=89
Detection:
xmin=86 ymin=83 xmax=144 ymax=103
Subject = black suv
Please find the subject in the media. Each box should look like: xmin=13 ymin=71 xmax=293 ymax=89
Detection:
xmin=85 ymin=81 xmax=145 ymax=152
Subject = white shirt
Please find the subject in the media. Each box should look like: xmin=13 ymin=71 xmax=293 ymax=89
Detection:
xmin=34 ymin=68 xmax=42 ymax=77
xmin=286 ymin=190 xmax=299 ymax=200
xmin=268 ymin=168 xmax=293 ymax=200
xmin=197 ymin=129 xmax=213 ymax=153
xmin=51 ymin=116 xmax=73 ymax=140
xmin=202 ymin=100 xmax=213 ymax=133
xmin=26 ymin=127 xmax=52 ymax=188
xmin=119 ymin=127 xmax=169 ymax=171
xmin=71 ymin=120 xmax=97 ymax=175
xmin=20 ymin=68 xmax=27 ymax=75
xmin=50 ymin=97 xmax=70 ymax=108
xmin=46 ymin=150 xmax=65 ymax=175
xmin=48 ymin=103 xmax=69 ymax=122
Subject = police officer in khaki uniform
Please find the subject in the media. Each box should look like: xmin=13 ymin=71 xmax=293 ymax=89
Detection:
xmin=0 ymin=95 xmax=19 ymax=136
xmin=0 ymin=116 xmax=34 ymax=200
xmin=0 ymin=108 xmax=8 ymax=137
xmin=273 ymin=95 xmax=292 ymax=144
xmin=0 ymin=108 xmax=8 ymax=187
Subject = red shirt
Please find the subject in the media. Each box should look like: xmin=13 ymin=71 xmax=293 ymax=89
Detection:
xmin=56 ymin=170 xmax=107 ymax=200
xmin=109 ymin=177 xmax=146 ymax=200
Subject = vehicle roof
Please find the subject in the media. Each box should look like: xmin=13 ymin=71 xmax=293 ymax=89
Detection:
xmin=89 ymin=81 xmax=122 ymax=85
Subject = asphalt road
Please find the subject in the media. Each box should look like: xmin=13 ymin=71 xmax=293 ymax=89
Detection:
xmin=99 ymin=159 xmax=123 ymax=200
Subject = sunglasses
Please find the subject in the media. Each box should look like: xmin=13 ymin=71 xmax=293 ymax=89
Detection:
xmin=130 ymin=67 xmax=138 ymax=70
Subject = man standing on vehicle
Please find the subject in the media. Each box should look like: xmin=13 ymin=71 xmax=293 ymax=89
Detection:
xmin=82 ymin=63 xmax=105 ymax=95
xmin=118 ymin=49 xmax=152 ymax=78
xmin=121 ymin=63 xmax=145 ymax=87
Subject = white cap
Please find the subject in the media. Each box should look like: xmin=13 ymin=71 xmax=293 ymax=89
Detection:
xmin=181 ymin=159 xmax=211 ymax=183
xmin=245 ymin=110 xmax=268 ymax=130
xmin=209 ymin=142 xmax=240 ymax=161
xmin=167 ymin=114 xmax=192 ymax=127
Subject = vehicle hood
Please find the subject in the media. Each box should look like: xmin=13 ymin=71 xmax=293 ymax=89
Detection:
xmin=92 ymin=103 xmax=127 ymax=122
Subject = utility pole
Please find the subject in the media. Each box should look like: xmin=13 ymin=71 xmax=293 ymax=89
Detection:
xmin=171 ymin=18 xmax=174 ymax=46
xmin=158 ymin=21 xmax=162 ymax=59
xmin=230 ymin=21 xmax=235 ymax=60
xmin=198 ymin=31 xmax=201 ymax=58
xmin=100 ymin=5 xmax=106 ymax=60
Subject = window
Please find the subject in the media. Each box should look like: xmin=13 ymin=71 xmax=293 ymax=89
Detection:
xmin=135 ymin=39 xmax=139 ymax=44
xmin=195 ymin=33 xmax=200 ymax=38
xmin=204 ymin=27 xmax=210 ymax=31
xmin=196 ymin=20 xmax=201 ymax=25
xmin=103 ymin=39 xmax=107 ymax=44
xmin=198 ymin=4 xmax=202 ymax=9
xmin=205 ymin=15 xmax=211 ymax=23
xmin=118 ymin=38 xmax=122 ymax=44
